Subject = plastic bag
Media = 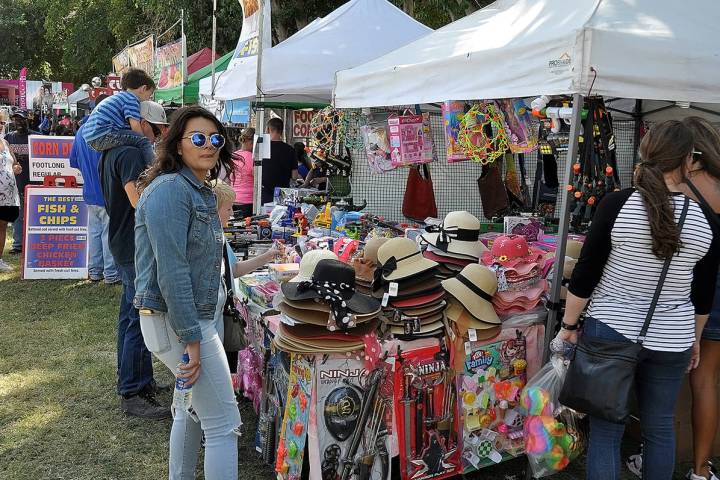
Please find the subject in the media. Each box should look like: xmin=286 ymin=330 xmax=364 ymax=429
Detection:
xmin=519 ymin=356 xmax=585 ymax=477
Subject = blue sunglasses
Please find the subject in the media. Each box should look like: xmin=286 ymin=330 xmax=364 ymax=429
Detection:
xmin=183 ymin=132 xmax=226 ymax=149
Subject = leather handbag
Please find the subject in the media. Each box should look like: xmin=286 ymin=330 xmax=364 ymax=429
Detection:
xmin=559 ymin=197 xmax=690 ymax=423
xmin=402 ymin=163 xmax=438 ymax=221
xmin=222 ymin=248 xmax=246 ymax=352
xmin=478 ymin=160 xmax=509 ymax=220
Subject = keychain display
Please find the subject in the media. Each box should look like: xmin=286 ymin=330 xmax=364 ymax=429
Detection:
xmin=394 ymin=345 xmax=461 ymax=480
xmin=388 ymin=112 xmax=435 ymax=167
xmin=276 ymin=354 xmax=314 ymax=479
xmin=311 ymin=355 xmax=394 ymax=480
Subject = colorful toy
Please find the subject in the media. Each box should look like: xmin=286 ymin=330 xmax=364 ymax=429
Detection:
xmin=519 ymin=386 xmax=553 ymax=417
xmin=457 ymin=102 xmax=510 ymax=165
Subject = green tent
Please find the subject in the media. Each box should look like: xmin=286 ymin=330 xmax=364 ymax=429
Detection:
xmin=155 ymin=51 xmax=234 ymax=105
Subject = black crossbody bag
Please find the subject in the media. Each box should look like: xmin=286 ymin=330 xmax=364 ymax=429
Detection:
xmin=559 ymin=197 xmax=690 ymax=423
xmin=222 ymin=248 xmax=247 ymax=351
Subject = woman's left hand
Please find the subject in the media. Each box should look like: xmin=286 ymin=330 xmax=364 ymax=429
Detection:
xmin=555 ymin=327 xmax=578 ymax=345
xmin=688 ymin=340 xmax=701 ymax=372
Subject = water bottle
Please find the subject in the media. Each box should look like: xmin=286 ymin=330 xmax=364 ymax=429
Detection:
xmin=172 ymin=353 xmax=193 ymax=419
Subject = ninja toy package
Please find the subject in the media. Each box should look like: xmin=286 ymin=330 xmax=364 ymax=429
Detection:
xmin=394 ymin=345 xmax=461 ymax=480
xmin=458 ymin=330 xmax=528 ymax=472
xmin=310 ymin=355 xmax=394 ymax=480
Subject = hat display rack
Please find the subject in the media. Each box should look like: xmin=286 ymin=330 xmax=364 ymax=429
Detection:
xmin=225 ymin=95 xmax=625 ymax=479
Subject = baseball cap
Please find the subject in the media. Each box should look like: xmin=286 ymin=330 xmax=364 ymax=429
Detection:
xmin=11 ymin=110 xmax=27 ymax=119
xmin=140 ymin=101 xmax=168 ymax=125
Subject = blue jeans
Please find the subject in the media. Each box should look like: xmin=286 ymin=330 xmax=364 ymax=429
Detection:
xmin=87 ymin=205 xmax=119 ymax=281
xmin=583 ymin=318 xmax=691 ymax=480
xmin=140 ymin=310 xmax=241 ymax=480
xmin=11 ymin=191 xmax=23 ymax=249
xmin=117 ymin=263 xmax=154 ymax=397
xmin=88 ymin=129 xmax=155 ymax=166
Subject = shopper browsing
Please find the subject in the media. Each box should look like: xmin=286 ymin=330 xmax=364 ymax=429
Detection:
xmin=0 ymin=137 xmax=21 ymax=272
xmin=556 ymin=121 xmax=720 ymax=480
xmin=230 ymin=127 xmax=255 ymax=219
xmin=6 ymin=111 xmax=38 ymax=254
xmin=83 ymin=68 xmax=156 ymax=164
xmin=261 ymin=118 xmax=301 ymax=204
xmin=134 ymin=106 xmax=241 ymax=479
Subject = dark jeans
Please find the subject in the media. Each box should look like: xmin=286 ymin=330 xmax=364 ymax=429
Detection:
xmin=583 ymin=318 xmax=691 ymax=480
xmin=116 ymin=263 xmax=154 ymax=397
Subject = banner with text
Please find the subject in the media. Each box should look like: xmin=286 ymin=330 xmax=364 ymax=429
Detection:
xmin=28 ymin=135 xmax=83 ymax=184
xmin=127 ymin=36 xmax=155 ymax=75
xmin=155 ymin=38 xmax=184 ymax=90
xmin=230 ymin=0 xmax=271 ymax=67
xmin=113 ymin=47 xmax=130 ymax=75
xmin=19 ymin=67 xmax=27 ymax=109
xmin=292 ymin=110 xmax=317 ymax=139
xmin=23 ymin=187 xmax=89 ymax=279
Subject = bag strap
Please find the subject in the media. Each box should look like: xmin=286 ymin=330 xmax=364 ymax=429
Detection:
xmin=222 ymin=246 xmax=236 ymax=311
xmin=638 ymin=196 xmax=691 ymax=344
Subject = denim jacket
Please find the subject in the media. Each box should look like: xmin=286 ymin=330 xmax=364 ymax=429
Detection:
xmin=134 ymin=166 xmax=223 ymax=343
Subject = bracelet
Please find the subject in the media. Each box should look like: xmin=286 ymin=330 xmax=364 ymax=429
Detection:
xmin=561 ymin=321 xmax=579 ymax=331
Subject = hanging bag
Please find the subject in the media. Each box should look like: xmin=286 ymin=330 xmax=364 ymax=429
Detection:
xmin=402 ymin=163 xmax=438 ymax=221
xmin=222 ymin=247 xmax=247 ymax=352
xmin=477 ymin=159 xmax=509 ymax=220
xmin=559 ymin=197 xmax=690 ymax=423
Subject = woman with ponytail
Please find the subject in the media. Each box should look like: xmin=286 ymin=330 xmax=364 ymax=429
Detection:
xmin=555 ymin=120 xmax=720 ymax=480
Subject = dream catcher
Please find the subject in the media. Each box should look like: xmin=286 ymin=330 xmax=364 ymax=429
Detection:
xmin=457 ymin=102 xmax=509 ymax=165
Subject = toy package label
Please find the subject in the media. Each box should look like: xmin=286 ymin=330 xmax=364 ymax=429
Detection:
xmin=496 ymin=98 xmax=538 ymax=154
xmin=388 ymin=113 xmax=434 ymax=167
xmin=361 ymin=124 xmax=395 ymax=174
xmin=309 ymin=355 xmax=393 ymax=480
xmin=442 ymin=101 xmax=469 ymax=163
xmin=503 ymin=216 xmax=544 ymax=243
xmin=458 ymin=331 xmax=528 ymax=472
xmin=276 ymin=354 xmax=314 ymax=480
xmin=394 ymin=345 xmax=461 ymax=480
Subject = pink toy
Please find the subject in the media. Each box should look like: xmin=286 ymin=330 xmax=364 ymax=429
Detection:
xmin=520 ymin=386 xmax=553 ymax=416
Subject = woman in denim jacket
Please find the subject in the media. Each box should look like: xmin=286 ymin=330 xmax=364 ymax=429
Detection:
xmin=134 ymin=106 xmax=239 ymax=480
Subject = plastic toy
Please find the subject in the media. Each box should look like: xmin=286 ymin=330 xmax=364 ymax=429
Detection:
xmin=519 ymin=386 xmax=553 ymax=416
xmin=457 ymin=102 xmax=509 ymax=165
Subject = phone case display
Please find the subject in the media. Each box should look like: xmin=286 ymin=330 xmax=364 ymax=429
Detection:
xmin=310 ymin=355 xmax=394 ymax=480
xmin=441 ymin=101 xmax=468 ymax=163
xmin=496 ymin=98 xmax=538 ymax=154
xmin=276 ymin=354 xmax=314 ymax=479
xmin=388 ymin=113 xmax=434 ymax=167
xmin=458 ymin=330 xmax=528 ymax=472
xmin=361 ymin=124 xmax=394 ymax=174
xmin=394 ymin=345 xmax=461 ymax=480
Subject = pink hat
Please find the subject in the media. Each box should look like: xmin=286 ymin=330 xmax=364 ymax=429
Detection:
xmin=480 ymin=235 xmax=545 ymax=269
xmin=493 ymin=280 xmax=548 ymax=303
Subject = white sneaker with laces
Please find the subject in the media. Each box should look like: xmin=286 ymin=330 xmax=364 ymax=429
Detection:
xmin=0 ymin=259 xmax=14 ymax=272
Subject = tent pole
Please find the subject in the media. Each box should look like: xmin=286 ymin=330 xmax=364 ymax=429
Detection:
xmin=632 ymin=99 xmax=642 ymax=167
xmin=252 ymin=0 xmax=267 ymax=215
xmin=181 ymin=10 xmax=186 ymax=108
xmin=543 ymin=93 xmax=584 ymax=363
xmin=211 ymin=0 xmax=217 ymax=98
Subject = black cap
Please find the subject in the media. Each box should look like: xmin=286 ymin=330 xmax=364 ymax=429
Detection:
xmin=11 ymin=110 xmax=27 ymax=119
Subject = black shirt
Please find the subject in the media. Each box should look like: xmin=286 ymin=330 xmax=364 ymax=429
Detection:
xmin=261 ymin=141 xmax=297 ymax=203
xmin=6 ymin=130 xmax=39 ymax=191
xmin=100 ymin=145 xmax=149 ymax=266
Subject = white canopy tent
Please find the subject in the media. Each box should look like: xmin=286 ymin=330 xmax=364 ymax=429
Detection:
xmin=334 ymin=0 xmax=720 ymax=108
xmin=209 ymin=0 xmax=432 ymax=104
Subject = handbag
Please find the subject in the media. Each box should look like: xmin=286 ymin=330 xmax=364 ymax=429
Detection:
xmin=222 ymin=248 xmax=246 ymax=352
xmin=402 ymin=163 xmax=438 ymax=221
xmin=559 ymin=197 xmax=690 ymax=423
xmin=478 ymin=160 xmax=509 ymax=220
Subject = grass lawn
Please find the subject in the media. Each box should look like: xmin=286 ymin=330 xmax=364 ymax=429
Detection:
xmin=0 ymin=231 xmax=711 ymax=479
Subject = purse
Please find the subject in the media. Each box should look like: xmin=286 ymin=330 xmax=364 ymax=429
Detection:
xmin=402 ymin=163 xmax=438 ymax=221
xmin=478 ymin=160 xmax=509 ymax=220
xmin=222 ymin=248 xmax=247 ymax=352
xmin=559 ymin=197 xmax=690 ymax=423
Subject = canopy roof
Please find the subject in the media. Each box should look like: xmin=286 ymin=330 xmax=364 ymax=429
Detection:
xmin=334 ymin=0 xmax=720 ymax=108
xmin=187 ymin=48 xmax=219 ymax=75
xmin=211 ymin=0 xmax=432 ymax=104
xmin=155 ymin=51 xmax=233 ymax=105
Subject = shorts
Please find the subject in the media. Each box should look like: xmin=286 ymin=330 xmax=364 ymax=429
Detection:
xmin=0 ymin=206 xmax=19 ymax=222
xmin=703 ymin=312 xmax=720 ymax=341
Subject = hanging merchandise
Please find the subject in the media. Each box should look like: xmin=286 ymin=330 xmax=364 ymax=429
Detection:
xmin=361 ymin=123 xmax=394 ymax=174
xmin=402 ymin=164 xmax=438 ymax=222
xmin=441 ymin=101 xmax=469 ymax=163
xmin=477 ymin=159 xmax=509 ymax=220
xmin=495 ymin=98 xmax=538 ymax=154
xmin=276 ymin=354 xmax=314 ymax=480
xmin=310 ymin=355 xmax=394 ymax=480
xmin=503 ymin=152 xmax=526 ymax=212
xmin=531 ymin=123 xmax=560 ymax=217
xmin=388 ymin=112 xmax=435 ymax=167
xmin=309 ymin=107 xmax=353 ymax=178
xmin=457 ymin=102 xmax=509 ymax=165
xmin=394 ymin=345 xmax=461 ymax=480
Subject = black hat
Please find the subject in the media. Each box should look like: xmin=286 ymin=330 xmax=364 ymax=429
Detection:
xmin=11 ymin=110 xmax=27 ymax=119
xmin=281 ymin=259 xmax=380 ymax=330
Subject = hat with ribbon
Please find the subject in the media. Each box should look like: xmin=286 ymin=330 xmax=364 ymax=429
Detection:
xmin=480 ymin=234 xmax=545 ymax=269
xmin=289 ymin=249 xmax=338 ymax=283
xmin=375 ymin=237 xmax=438 ymax=284
xmin=363 ymin=237 xmax=390 ymax=264
xmin=281 ymin=259 xmax=380 ymax=331
xmin=441 ymin=264 xmax=500 ymax=325
xmin=421 ymin=211 xmax=487 ymax=259
xmin=445 ymin=297 xmax=501 ymax=332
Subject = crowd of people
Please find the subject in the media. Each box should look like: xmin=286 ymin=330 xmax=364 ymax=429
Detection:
xmin=1 ymin=65 xmax=720 ymax=480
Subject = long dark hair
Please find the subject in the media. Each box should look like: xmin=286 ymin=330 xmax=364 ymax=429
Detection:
xmin=682 ymin=116 xmax=720 ymax=180
xmin=636 ymin=120 xmax=694 ymax=259
xmin=137 ymin=106 xmax=236 ymax=192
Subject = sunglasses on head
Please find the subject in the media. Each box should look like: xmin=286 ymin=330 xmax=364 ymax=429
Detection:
xmin=183 ymin=132 xmax=225 ymax=149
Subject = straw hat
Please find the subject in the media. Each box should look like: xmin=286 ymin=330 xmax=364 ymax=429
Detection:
xmin=420 ymin=211 xmax=487 ymax=259
xmin=565 ymin=240 xmax=584 ymax=260
xmin=289 ymin=249 xmax=338 ymax=283
xmin=363 ymin=237 xmax=390 ymax=264
xmin=376 ymin=237 xmax=438 ymax=282
xmin=441 ymin=264 xmax=500 ymax=325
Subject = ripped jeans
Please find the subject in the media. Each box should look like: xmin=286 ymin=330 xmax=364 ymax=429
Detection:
xmin=140 ymin=311 xmax=241 ymax=480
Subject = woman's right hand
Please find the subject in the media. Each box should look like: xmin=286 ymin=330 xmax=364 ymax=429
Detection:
xmin=178 ymin=341 xmax=201 ymax=386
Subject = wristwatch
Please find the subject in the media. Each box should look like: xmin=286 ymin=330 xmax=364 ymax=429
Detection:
xmin=561 ymin=321 xmax=579 ymax=331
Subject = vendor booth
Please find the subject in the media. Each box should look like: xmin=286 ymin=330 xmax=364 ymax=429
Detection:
xmin=155 ymin=50 xmax=233 ymax=105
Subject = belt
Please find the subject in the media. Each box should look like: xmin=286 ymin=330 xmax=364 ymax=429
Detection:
xmin=139 ymin=309 xmax=157 ymax=315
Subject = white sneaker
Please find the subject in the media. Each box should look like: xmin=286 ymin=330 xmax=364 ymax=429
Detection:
xmin=0 ymin=259 xmax=14 ymax=272
xmin=687 ymin=469 xmax=720 ymax=480
xmin=626 ymin=446 xmax=642 ymax=478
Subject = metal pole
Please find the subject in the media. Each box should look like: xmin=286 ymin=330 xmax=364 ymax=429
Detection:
xmin=543 ymin=93 xmax=584 ymax=363
xmin=252 ymin=0 xmax=267 ymax=214
xmin=211 ymin=0 xmax=217 ymax=98
xmin=181 ymin=10 xmax=186 ymax=108
xmin=632 ymin=99 xmax=643 ymax=168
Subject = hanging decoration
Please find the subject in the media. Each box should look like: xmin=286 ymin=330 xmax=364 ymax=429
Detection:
xmin=495 ymin=98 xmax=538 ymax=154
xmin=388 ymin=112 xmax=435 ymax=167
xmin=457 ymin=102 xmax=509 ymax=165
xmin=309 ymin=107 xmax=353 ymax=177
xmin=442 ymin=101 xmax=469 ymax=163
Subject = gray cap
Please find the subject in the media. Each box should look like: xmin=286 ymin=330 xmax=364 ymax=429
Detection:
xmin=140 ymin=101 xmax=168 ymax=125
